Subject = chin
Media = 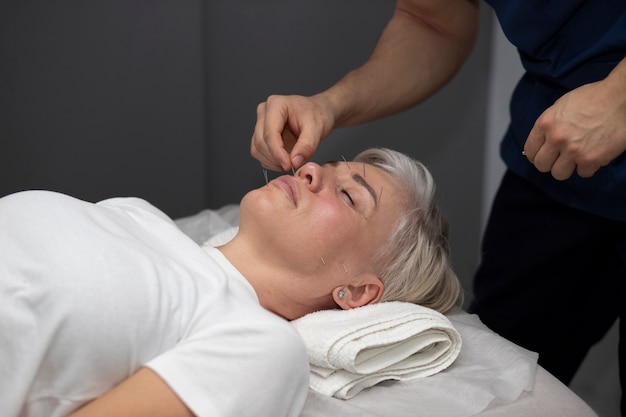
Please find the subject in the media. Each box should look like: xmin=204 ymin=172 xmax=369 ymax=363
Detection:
xmin=239 ymin=189 xmax=282 ymax=230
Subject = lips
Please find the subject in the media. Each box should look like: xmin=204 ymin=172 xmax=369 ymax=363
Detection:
xmin=272 ymin=175 xmax=298 ymax=206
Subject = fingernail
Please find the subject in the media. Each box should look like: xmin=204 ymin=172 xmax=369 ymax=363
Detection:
xmin=292 ymin=154 xmax=304 ymax=168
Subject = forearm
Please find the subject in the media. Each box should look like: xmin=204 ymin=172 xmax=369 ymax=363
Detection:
xmin=68 ymin=368 xmax=194 ymax=417
xmin=603 ymin=55 xmax=626 ymax=106
xmin=316 ymin=0 xmax=479 ymax=128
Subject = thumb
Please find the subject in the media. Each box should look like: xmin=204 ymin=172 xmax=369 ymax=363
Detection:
xmin=290 ymin=130 xmax=323 ymax=169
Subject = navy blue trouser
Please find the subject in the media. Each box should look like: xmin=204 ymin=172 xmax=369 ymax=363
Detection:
xmin=469 ymin=170 xmax=626 ymax=414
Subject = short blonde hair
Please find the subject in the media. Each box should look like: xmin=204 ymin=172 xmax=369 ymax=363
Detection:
xmin=354 ymin=148 xmax=462 ymax=313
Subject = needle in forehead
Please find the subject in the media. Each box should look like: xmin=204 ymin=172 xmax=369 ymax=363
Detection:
xmin=352 ymin=172 xmax=379 ymax=208
xmin=263 ymin=169 xmax=269 ymax=187
xmin=341 ymin=155 xmax=351 ymax=170
xmin=327 ymin=160 xmax=378 ymax=208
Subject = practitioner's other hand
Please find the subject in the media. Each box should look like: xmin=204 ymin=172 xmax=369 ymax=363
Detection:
xmin=524 ymin=73 xmax=626 ymax=181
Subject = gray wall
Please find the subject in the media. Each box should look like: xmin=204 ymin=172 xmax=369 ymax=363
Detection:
xmin=1 ymin=0 xmax=493 ymax=300
xmin=0 ymin=0 xmax=208 ymax=219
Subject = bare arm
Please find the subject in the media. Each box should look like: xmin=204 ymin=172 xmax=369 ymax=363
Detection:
xmin=252 ymin=0 xmax=479 ymax=171
xmin=320 ymin=0 xmax=479 ymax=127
xmin=68 ymin=368 xmax=194 ymax=417
xmin=524 ymin=56 xmax=626 ymax=180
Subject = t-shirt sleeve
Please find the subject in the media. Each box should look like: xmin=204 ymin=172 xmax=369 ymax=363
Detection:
xmin=146 ymin=317 xmax=309 ymax=417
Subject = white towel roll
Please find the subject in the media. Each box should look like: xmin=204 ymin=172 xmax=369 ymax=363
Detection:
xmin=291 ymin=301 xmax=462 ymax=399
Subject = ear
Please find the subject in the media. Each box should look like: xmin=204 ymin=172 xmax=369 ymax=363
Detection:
xmin=333 ymin=274 xmax=384 ymax=310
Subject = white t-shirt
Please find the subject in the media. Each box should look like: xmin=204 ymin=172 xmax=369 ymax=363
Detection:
xmin=0 ymin=191 xmax=308 ymax=417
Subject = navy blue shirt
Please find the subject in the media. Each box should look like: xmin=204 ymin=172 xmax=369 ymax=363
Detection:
xmin=485 ymin=0 xmax=626 ymax=221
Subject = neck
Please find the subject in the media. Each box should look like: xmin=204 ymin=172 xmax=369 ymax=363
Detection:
xmin=217 ymin=237 xmax=336 ymax=320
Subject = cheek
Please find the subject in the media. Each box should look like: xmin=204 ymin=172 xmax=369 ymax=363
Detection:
xmin=306 ymin=204 xmax=361 ymax=245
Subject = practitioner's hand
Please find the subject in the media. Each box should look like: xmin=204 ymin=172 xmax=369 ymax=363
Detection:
xmin=523 ymin=78 xmax=626 ymax=181
xmin=251 ymin=95 xmax=335 ymax=171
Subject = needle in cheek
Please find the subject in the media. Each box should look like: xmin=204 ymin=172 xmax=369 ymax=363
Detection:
xmin=319 ymin=255 xmax=347 ymax=274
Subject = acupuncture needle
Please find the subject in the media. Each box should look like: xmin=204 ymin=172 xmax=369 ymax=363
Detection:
xmin=341 ymin=155 xmax=351 ymax=170
xmin=263 ymin=169 xmax=269 ymax=187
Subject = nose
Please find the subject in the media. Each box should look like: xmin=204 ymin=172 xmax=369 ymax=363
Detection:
xmin=296 ymin=162 xmax=325 ymax=193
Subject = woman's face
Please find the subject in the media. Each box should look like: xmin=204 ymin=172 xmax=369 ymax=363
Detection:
xmin=239 ymin=160 xmax=405 ymax=291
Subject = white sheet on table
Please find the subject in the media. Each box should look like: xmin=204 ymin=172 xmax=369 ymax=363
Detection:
xmin=300 ymin=311 xmax=537 ymax=417
xmin=175 ymin=205 xmax=240 ymax=245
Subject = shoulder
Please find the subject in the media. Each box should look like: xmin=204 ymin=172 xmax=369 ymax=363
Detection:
xmin=96 ymin=196 xmax=174 ymax=224
xmin=0 ymin=190 xmax=81 ymax=212
xmin=255 ymin=315 xmax=309 ymax=365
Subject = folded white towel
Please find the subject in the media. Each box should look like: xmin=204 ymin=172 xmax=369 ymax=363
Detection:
xmin=291 ymin=301 xmax=462 ymax=399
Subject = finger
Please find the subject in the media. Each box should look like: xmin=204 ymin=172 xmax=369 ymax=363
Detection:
xmin=290 ymin=127 xmax=323 ymax=169
xmin=576 ymin=163 xmax=601 ymax=178
xmin=266 ymin=137 xmax=291 ymax=172
xmin=532 ymin=144 xmax=560 ymax=173
xmin=251 ymin=102 xmax=291 ymax=171
xmin=250 ymin=138 xmax=283 ymax=171
xmin=251 ymin=106 xmax=282 ymax=170
xmin=523 ymin=123 xmax=546 ymax=163
xmin=549 ymin=156 xmax=577 ymax=181
xmin=261 ymin=103 xmax=293 ymax=171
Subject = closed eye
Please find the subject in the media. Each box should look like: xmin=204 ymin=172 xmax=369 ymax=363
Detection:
xmin=341 ymin=189 xmax=355 ymax=205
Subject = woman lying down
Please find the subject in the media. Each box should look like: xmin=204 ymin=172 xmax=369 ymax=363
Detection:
xmin=0 ymin=147 xmax=461 ymax=417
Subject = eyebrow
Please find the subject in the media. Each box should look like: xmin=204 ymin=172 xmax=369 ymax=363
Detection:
xmin=328 ymin=161 xmax=378 ymax=208
xmin=352 ymin=172 xmax=378 ymax=208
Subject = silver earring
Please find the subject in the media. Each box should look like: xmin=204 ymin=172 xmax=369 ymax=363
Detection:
xmin=338 ymin=289 xmax=345 ymax=299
